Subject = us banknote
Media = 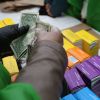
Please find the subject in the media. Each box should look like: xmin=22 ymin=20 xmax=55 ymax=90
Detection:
xmin=10 ymin=13 xmax=52 ymax=60
xmin=36 ymin=21 xmax=51 ymax=32
xmin=20 ymin=13 xmax=39 ymax=27
xmin=10 ymin=13 xmax=39 ymax=60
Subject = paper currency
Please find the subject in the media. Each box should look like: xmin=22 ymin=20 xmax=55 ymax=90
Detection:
xmin=10 ymin=13 xmax=39 ymax=60
xmin=11 ymin=26 xmax=36 ymax=60
xmin=20 ymin=13 xmax=39 ymax=27
xmin=36 ymin=21 xmax=51 ymax=32
xmin=10 ymin=12 xmax=52 ymax=61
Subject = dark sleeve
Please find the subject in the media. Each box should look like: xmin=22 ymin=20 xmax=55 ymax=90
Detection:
xmin=50 ymin=0 xmax=68 ymax=17
xmin=16 ymin=40 xmax=67 ymax=100
xmin=44 ymin=0 xmax=52 ymax=4
xmin=44 ymin=0 xmax=68 ymax=17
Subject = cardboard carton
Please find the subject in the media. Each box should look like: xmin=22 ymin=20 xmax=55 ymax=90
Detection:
xmin=0 ymin=20 xmax=5 ymax=28
xmin=63 ymin=38 xmax=75 ymax=50
xmin=88 ymin=30 xmax=100 ymax=48
xmin=76 ymin=62 xmax=100 ymax=87
xmin=67 ymin=52 xmax=80 ymax=68
xmin=66 ymin=23 xmax=100 ymax=48
xmin=62 ymin=94 xmax=77 ymax=100
xmin=67 ymin=47 xmax=90 ymax=62
xmin=2 ymin=56 xmax=19 ymax=75
xmin=73 ymin=87 xmax=100 ymax=100
xmin=62 ymin=30 xmax=82 ymax=48
xmin=64 ymin=68 xmax=86 ymax=92
xmin=68 ymin=23 xmax=91 ymax=32
xmin=3 ymin=18 xmax=15 ymax=25
xmin=76 ymin=30 xmax=99 ymax=56
xmin=87 ymin=57 xmax=100 ymax=71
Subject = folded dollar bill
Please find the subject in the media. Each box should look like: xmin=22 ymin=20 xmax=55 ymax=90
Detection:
xmin=20 ymin=13 xmax=39 ymax=27
xmin=36 ymin=21 xmax=52 ymax=32
xmin=10 ymin=12 xmax=52 ymax=61
xmin=11 ymin=13 xmax=39 ymax=60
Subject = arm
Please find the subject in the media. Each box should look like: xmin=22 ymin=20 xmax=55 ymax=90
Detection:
xmin=16 ymin=27 xmax=67 ymax=100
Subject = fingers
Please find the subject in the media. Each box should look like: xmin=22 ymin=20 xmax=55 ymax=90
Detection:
xmin=10 ymin=24 xmax=29 ymax=35
xmin=51 ymin=27 xmax=63 ymax=45
xmin=0 ymin=24 xmax=29 ymax=44
xmin=6 ymin=24 xmax=29 ymax=39
xmin=17 ymin=25 xmax=29 ymax=36
xmin=36 ymin=26 xmax=63 ymax=45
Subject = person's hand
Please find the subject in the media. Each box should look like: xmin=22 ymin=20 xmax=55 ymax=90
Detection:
xmin=36 ymin=27 xmax=63 ymax=45
xmin=0 ymin=24 xmax=29 ymax=53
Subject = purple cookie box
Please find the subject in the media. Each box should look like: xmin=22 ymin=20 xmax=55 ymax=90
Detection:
xmin=76 ymin=61 xmax=100 ymax=80
xmin=87 ymin=56 xmax=100 ymax=71
xmin=64 ymin=68 xmax=86 ymax=91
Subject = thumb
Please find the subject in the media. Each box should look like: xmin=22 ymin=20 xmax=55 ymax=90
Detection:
xmin=15 ymin=24 xmax=29 ymax=37
xmin=1 ymin=24 xmax=30 ymax=40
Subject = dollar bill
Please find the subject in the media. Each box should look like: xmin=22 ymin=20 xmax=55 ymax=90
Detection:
xmin=10 ymin=13 xmax=39 ymax=60
xmin=36 ymin=21 xmax=51 ymax=32
xmin=20 ymin=13 xmax=39 ymax=27
xmin=10 ymin=13 xmax=52 ymax=60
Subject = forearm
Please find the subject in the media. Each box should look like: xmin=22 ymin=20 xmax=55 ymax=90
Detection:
xmin=16 ymin=40 xmax=67 ymax=100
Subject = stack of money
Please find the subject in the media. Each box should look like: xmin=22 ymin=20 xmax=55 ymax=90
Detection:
xmin=10 ymin=13 xmax=39 ymax=60
xmin=10 ymin=12 xmax=52 ymax=61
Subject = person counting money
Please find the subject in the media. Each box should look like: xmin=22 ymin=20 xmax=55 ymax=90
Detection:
xmin=0 ymin=24 xmax=67 ymax=100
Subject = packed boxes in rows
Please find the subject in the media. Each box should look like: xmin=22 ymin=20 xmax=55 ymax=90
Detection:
xmin=64 ymin=67 xmax=86 ymax=92
xmin=67 ymin=23 xmax=100 ymax=48
xmin=63 ymin=38 xmax=75 ymax=51
xmin=64 ymin=56 xmax=100 ymax=93
xmin=62 ymin=30 xmax=82 ymax=49
xmin=67 ymin=47 xmax=90 ymax=62
xmin=63 ymin=38 xmax=90 ymax=68
xmin=76 ymin=61 xmax=100 ymax=88
xmin=62 ymin=29 xmax=99 ymax=56
xmin=76 ymin=30 xmax=99 ymax=56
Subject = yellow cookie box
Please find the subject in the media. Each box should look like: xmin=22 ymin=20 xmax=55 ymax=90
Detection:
xmin=2 ymin=56 xmax=19 ymax=75
xmin=76 ymin=30 xmax=99 ymax=56
xmin=0 ymin=18 xmax=15 ymax=28
xmin=62 ymin=29 xmax=82 ymax=48
xmin=0 ymin=20 xmax=5 ymax=28
xmin=63 ymin=38 xmax=75 ymax=50
xmin=3 ymin=18 xmax=15 ymax=25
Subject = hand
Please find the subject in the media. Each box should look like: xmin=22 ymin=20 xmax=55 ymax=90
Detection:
xmin=0 ymin=24 xmax=29 ymax=53
xmin=36 ymin=27 xmax=63 ymax=45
